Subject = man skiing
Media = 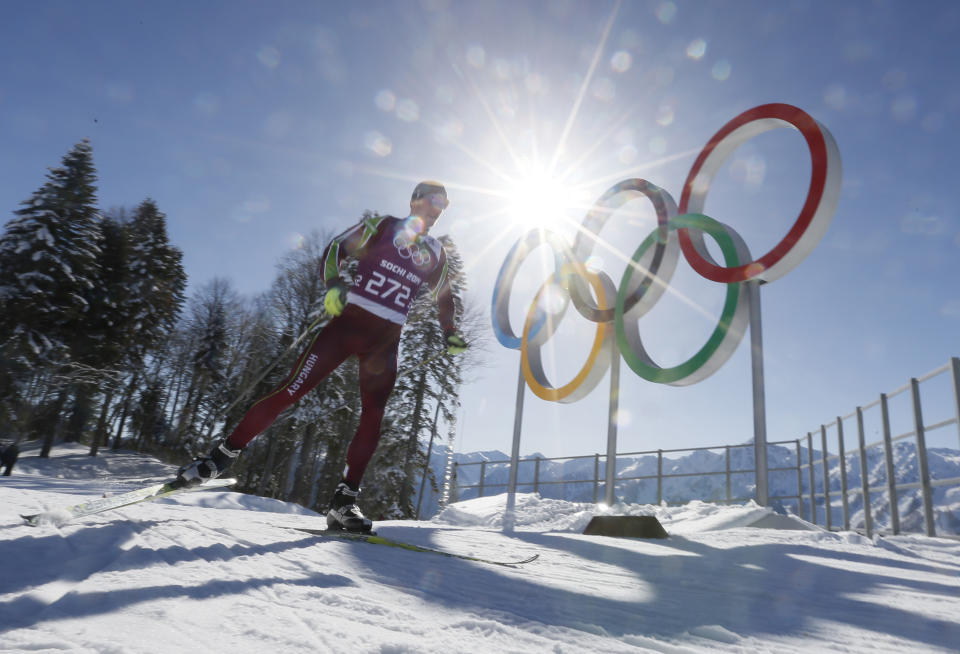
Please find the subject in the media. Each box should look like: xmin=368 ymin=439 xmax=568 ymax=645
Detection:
xmin=176 ymin=181 xmax=467 ymax=532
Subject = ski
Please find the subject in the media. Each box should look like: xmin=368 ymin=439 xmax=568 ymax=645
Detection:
xmin=22 ymin=477 xmax=238 ymax=526
xmin=287 ymin=526 xmax=540 ymax=567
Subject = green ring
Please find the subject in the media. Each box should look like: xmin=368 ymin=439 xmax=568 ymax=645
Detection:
xmin=615 ymin=213 xmax=742 ymax=384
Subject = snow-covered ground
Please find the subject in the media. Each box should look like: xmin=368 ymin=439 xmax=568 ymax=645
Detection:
xmin=2 ymin=443 xmax=959 ymax=653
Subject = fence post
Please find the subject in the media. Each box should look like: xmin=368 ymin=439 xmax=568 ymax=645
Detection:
xmin=725 ymin=446 xmax=732 ymax=504
xmin=807 ymin=432 xmax=816 ymax=525
xmin=534 ymin=457 xmax=540 ymax=494
xmin=951 ymin=357 xmax=960 ymax=450
xmin=593 ymin=453 xmax=600 ymax=504
xmin=837 ymin=416 xmax=850 ymax=531
xmin=910 ymin=378 xmax=937 ymax=537
xmin=856 ymin=407 xmax=872 ymax=538
xmin=795 ymin=439 xmax=804 ymax=520
xmin=880 ymin=393 xmax=900 ymax=534
xmin=478 ymin=461 xmax=486 ymax=498
xmin=821 ymin=425 xmax=832 ymax=531
xmin=657 ymin=449 xmax=663 ymax=505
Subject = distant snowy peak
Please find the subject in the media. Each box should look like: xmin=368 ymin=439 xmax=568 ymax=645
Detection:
xmin=419 ymin=442 xmax=960 ymax=536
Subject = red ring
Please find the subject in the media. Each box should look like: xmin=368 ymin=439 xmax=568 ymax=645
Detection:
xmin=678 ymin=103 xmax=831 ymax=283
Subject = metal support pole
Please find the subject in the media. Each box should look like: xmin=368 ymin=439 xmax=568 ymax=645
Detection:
xmin=534 ymin=457 xmax=540 ymax=494
xmin=604 ymin=339 xmax=620 ymax=506
xmin=478 ymin=461 xmax=486 ymax=497
xmin=747 ymin=281 xmax=769 ymax=506
xmin=504 ymin=359 xmax=525 ymax=532
xmin=821 ymin=425 xmax=832 ymax=531
xmin=837 ymin=417 xmax=850 ymax=531
xmin=807 ymin=432 xmax=816 ymax=525
xmin=880 ymin=393 xmax=900 ymax=534
xmin=795 ymin=439 xmax=804 ymax=520
xmin=725 ymin=446 xmax=732 ymax=504
xmin=951 ymin=357 xmax=960 ymax=450
xmin=593 ymin=454 xmax=600 ymax=504
xmin=856 ymin=407 xmax=872 ymax=538
xmin=910 ymin=378 xmax=936 ymax=537
xmin=657 ymin=449 xmax=663 ymax=505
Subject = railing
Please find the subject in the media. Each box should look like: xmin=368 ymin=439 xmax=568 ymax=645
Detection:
xmin=454 ymin=440 xmax=803 ymax=510
xmin=799 ymin=358 xmax=960 ymax=538
xmin=451 ymin=357 xmax=960 ymax=538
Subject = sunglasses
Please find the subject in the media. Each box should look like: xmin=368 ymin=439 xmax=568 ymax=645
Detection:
xmin=425 ymin=193 xmax=449 ymax=210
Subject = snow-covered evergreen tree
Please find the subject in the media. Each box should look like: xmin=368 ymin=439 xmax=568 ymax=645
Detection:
xmin=86 ymin=200 xmax=186 ymax=453
xmin=375 ymin=235 xmax=478 ymax=517
xmin=0 ymin=139 xmax=102 ymax=364
xmin=172 ymin=278 xmax=238 ymax=448
xmin=126 ymin=198 xmax=187 ymax=358
xmin=0 ymin=140 xmax=103 ymax=455
xmin=67 ymin=213 xmax=132 ymax=446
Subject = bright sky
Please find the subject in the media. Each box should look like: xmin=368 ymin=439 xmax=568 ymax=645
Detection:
xmin=2 ymin=1 xmax=959 ymax=461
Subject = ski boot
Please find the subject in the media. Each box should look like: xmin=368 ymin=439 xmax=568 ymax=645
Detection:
xmin=176 ymin=440 xmax=241 ymax=488
xmin=326 ymin=480 xmax=374 ymax=533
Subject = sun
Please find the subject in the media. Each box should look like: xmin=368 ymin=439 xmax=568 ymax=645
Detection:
xmin=504 ymin=162 xmax=585 ymax=230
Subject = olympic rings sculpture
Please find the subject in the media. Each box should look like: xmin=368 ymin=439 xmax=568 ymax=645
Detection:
xmin=492 ymin=103 xmax=842 ymax=402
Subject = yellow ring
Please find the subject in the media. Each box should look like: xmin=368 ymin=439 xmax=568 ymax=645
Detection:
xmin=521 ymin=263 xmax=612 ymax=402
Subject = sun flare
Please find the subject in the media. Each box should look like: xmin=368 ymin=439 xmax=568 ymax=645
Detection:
xmin=505 ymin=163 xmax=585 ymax=229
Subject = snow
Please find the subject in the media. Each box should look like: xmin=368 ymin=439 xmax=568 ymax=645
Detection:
xmin=2 ymin=443 xmax=959 ymax=653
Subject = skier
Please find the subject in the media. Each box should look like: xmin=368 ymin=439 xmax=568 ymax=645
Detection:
xmin=176 ymin=181 xmax=467 ymax=532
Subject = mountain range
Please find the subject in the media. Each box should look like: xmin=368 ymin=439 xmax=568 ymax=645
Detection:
xmin=416 ymin=441 xmax=960 ymax=536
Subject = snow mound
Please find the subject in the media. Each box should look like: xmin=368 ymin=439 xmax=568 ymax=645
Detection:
xmin=657 ymin=500 xmax=822 ymax=534
xmin=433 ymin=493 xmax=604 ymax=531
xmin=434 ymin=494 xmax=822 ymax=534
xmin=13 ymin=441 xmax=176 ymax=481
xmin=23 ymin=508 xmax=75 ymax=528
xmin=160 ymin=488 xmax=320 ymax=515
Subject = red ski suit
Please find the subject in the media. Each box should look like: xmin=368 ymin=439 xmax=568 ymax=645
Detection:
xmin=224 ymin=214 xmax=455 ymax=486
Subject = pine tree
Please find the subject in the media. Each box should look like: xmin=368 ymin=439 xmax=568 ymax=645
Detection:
xmin=86 ymin=200 xmax=186 ymax=454
xmin=0 ymin=140 xmax=102 ymax=455
xmin=69 ymin=212 xmax=131 ymax=445
xmin=376 ymin=235 xmax=478 ymax=517
xmin=126 ymin=199 xmax=187 ymax=358
xmin=171 ymin=278 xmax=237 ymax=449
xmin=0 ymin=139 xmax=102 ymax=364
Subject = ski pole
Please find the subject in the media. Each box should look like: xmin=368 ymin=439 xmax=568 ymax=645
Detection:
xmin=223 ymin=316 xmax=324 ymax=415
xmin=396 ymin=349 xmax=447 ymax=380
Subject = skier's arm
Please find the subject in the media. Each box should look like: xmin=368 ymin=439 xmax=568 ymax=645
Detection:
xmin=429 ymin=248 xmax=455 ymax=333
xmin=321 ymin=214 xmax=386 ymax=285
xmin=429 ymin=249 xmax=467 ymax=354
xmin=321 ymin=215 xmax=387 ymax=316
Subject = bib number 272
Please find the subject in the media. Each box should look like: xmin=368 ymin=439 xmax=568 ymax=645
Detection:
xmin=364 ymin=271 xmax=412 ymax=307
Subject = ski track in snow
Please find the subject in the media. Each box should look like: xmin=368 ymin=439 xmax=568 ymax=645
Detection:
xmin=1 ymin=443 xmax=959 ymax=653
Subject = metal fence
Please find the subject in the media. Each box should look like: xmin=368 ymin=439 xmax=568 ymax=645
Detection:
xmin=452 ymin=357 xmax=960 ymax=538
xmin=454 ymin=439 xmax=801 ymax=506
xmin=799 ymin=358 xmax=960 ymax=538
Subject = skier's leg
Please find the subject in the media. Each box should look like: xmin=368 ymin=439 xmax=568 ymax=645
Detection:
xmin=342 ymin=334 xmax=401 ymax=487
xmin=224 ymin=318 xmax=355 ymax=450
xmin=178 ymin=313 xmax=358 ymax=486
xmin=327 ymin=326 xmax=401 ymax=531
